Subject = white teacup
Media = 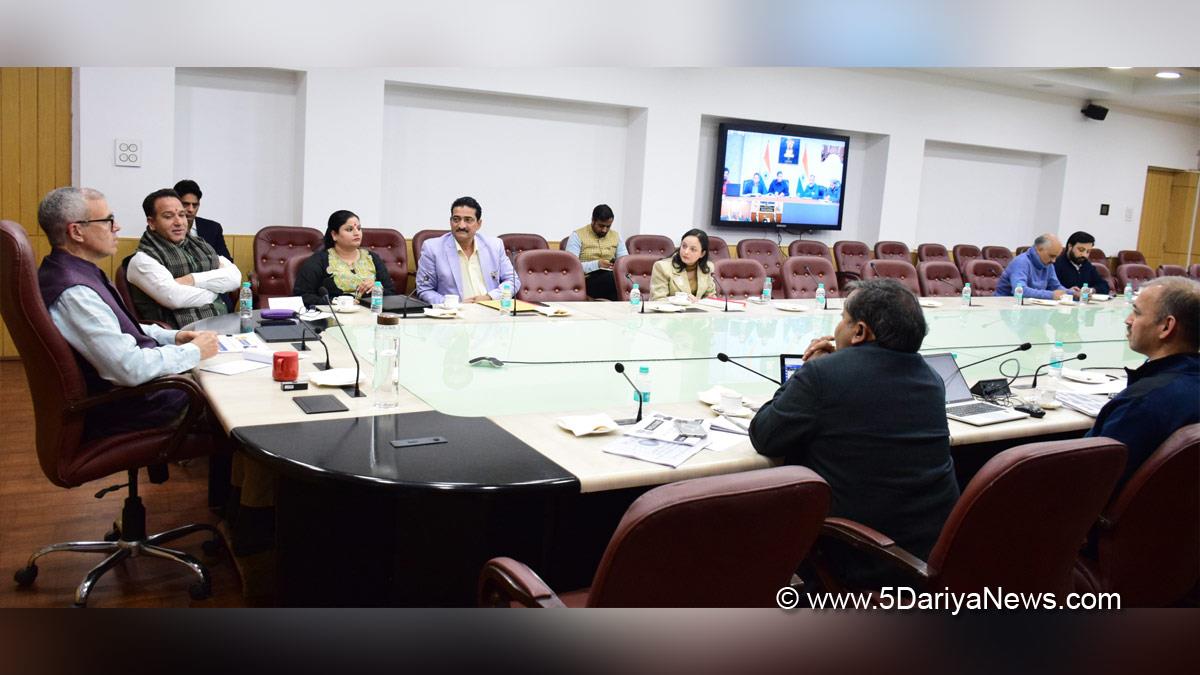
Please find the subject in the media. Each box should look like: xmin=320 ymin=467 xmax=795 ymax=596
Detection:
xmin=718 ymin=393 xmax=743 ymax=413
xmin=331 ymin=295 xmax=354 ymax=309
xmin=443 ymin=294 xmax=460 ymax=310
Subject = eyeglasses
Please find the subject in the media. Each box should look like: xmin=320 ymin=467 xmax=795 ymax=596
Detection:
xmin=73 ymin=216 xmax=117 ymax=231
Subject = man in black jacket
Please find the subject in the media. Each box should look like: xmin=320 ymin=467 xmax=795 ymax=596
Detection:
xmin=749 ymin=278 xmax=959 ymax=588
xmin=1054 ymin=230 xmax=1110 ymax=295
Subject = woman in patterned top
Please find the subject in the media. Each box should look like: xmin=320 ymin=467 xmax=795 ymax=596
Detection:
xmin=293 ymin=210 xmax=397 ymax=307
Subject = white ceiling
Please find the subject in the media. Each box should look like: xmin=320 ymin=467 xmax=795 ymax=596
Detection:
xmin=914 ymin=68 xmax=1200 ymax=121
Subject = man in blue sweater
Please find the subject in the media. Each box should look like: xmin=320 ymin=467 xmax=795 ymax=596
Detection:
xmin=996 ymin=233 xmax=1069 ymax=300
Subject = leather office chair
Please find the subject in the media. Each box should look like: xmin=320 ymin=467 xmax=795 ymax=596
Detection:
xmin=1190 ymin=264 xmax=1200 ymax=280
xmin=558 ymin=236 xmax=569 ymax=251
xmin=832 ymin=240 xmax=871 ymax=289
xmin=1093 ymin=262 xmax=1114 ymax=290
xmin=1116 ymin=264 xmax=1156 ymax=294
xmin=781 ymin=256 xmax=839 ymax=299
xmin=981 ymin=245 xmax=1014 ymax=269
xmin=706 ymin=235 xmax=730 ymax=262
xmin=625 ymin=234 xmax=674 ymax=259
xmin=499 ymin=233 xmax=549 ymax=265
xmin=963 ymin=259 xmax=1004 ymax=297
xmin=361 ymin=228 xmax=409 ymax=292
xmin=814 ymin=437 xmax=1126 ymax=595
xmin=951 ymin=244 xmax=981 ymax=278
xmin=251 ymin=226 xmax=322 ymax=308
xmin=873 ymin=240 xmax=910 ymax=262
xmin=1157 ymin=264 xmax=1187 ymax=278
xmin=0 ymin=220 xmax=224 ymax=607
xmin=862 ymin=259 xmax=921 ymax=296
xmin=736 ymin=238 xmax=784 ymax=289
xmin=1088 ymin=247 xmax=1108 ymax=264
xmin=918 ymin=261 xmax=964 ymax=297
xmin=612 ymin=254 xmax=658 ymax=301
xmin=114 ymin=254 xmax=172 ymax=329
xmin=916 ymin=243 xmax=950 ymax=263
xmin=515 ymin=250 xmax=587 ymax=302
xmin=410 ymin=229 xmax=449 ymax=273
xmin=479 ymin=466 xmax=830 ymax=608
xmin=1015 ymin=245 xmax=1030 ymax=256
xmin=1117 ymin=250 xmax=1147 ymax=267
xmin=789 ymin=239 xmax=833 ymax=264
xmin=713 ymin=259 xmax=765 ymax=301
xmin=1074 ymin=425 xmax=1199 ymax=607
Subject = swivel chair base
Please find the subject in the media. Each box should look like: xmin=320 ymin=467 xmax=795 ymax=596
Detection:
xmin=12 ymin=468 xmax=224 ymax=607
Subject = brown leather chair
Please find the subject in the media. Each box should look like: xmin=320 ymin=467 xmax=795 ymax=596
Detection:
xmin=952 ymin=244 xmax=981 ymax=278
xmin=861 ymin=259 xmax=921 ymax=296
xmin=706 ymin=235 xmax=730 ymax=262
xmin=781 ymin=256 xmax=839 ymax=299
xmin=789 ymin=239 xmax=833 ymax=264
xmin=1088 ymin=247 xmax=1108 ymax=264
xmin=515 ymin=250 xmax=587 ymax=302
xmin=1074 ymin=425 xmax=1199 ymax=607
xmin=832 ymin=240 xmax=871 ymax=288
xmin=626 ymin=234 xmax=674 ymax=258
xmin=612 ymin=254 xmax=658 ymax=301
xmin=411 ymin=229 xmax=449 ymax=271
xmin=252 ymin=226 xmax=322 ymax=308
xmin=873 ymin=240 xmax=910 ymax=262
xmin=918 ymin=261 xmax=964 ymax=297
xmin=815 ymin=437 xmax=1126 ymax=595
xmin=0 ymin=220 xmax=224 ymax=607
xmin=1116 ymin=264 xmax=1156 ymax=294
xmin=499 ymin=233 xmax=549 ymax=265
xmin=1117 ymin=250 xmax=1147 ymax=267
xmin=713 ymin=259 xmax=765 ymax=301
xmin=361 ymin=228 xmax=409 ymax=292
xmin=1190 ymin=264 xmax=1200 ymax=280
xmin=114 ymin=254 xmax=172 ymax=329
xmin=736 ymin=238 xmax=784 ymax=288
xmin=1015 ymin=245 xmax=1031 ymax=256
xmin=1157 ymin=264 xmax=1187 ymax=278
xmin=479 ymin=466 xmax=830 ymax=608
xmin=963 ymin=259 xmax=1004 ymax=296
xmin=916 ymin=243 xmax=950 ymax=263
xmin=981 ymin=245 xmax=1014 ymax=269
xmin=558 ymin=236 xmax=569 ymax=251
xmin=1093 ymin=262 xmax=1114 ymax=290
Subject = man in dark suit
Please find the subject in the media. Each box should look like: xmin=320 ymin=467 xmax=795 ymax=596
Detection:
xmin=174 ymin=179 xmax=234 ymax=310
xmin=749 ymin=278 xmax=959 ymax=588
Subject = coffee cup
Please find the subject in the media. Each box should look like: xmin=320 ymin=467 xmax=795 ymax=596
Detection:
xmin=443 ymin=294 xmax=460 ymax=310
xmin=331 ymin=295 xmax=354 ymax=310
xmin=718 ymin=392 xmax=743 ymax=413
xmin=272 ymin=351 xmax=299 ymax=382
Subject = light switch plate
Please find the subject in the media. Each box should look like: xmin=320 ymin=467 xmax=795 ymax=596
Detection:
xmin=114 ymin=139 xmax=141 ymax=167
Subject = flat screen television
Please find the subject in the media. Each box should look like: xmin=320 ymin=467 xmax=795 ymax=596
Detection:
xmin=712 ymin=120 xmax=849 ymax=231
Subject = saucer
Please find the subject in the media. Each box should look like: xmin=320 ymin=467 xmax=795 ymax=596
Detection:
xmin=667 ymin=296 xmax=692 ymax=306
xmin=423 ymin=307 xmax=460 ymax=319
xmin=774 ymin=303 xmax=808 ymax=312
xmin=711 ymin=403 xmax=753 ymax=418
xmin=331 ymin=303 xmax=362 ymax=313
xmin=650 ymin=303 xmax=685 ymax=313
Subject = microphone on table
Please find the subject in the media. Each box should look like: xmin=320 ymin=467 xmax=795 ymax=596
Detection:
xmin=1024 ymin=353 xmax=1087 ymax=390
xmin=613 ymin=362 xmax=644 ymax=425
xmin=320 ymin=288 xmax=365 ymax=397
xmin=803 ymin=264 xmax=835 ymax=310
xmin=716 ymin=352 xmax=781 ymax=385
xmin=624 ymin=272 xmax=645 ymax=313
xmin=711 ymin=276 xmax=730 ymax=312
xmin=951 ymin=342 xmax=1031 ymax=377
xmin=292 ymin=319 xmax=331 ymax=370
xmin=468 ymin=356 xmax=505 ymax=368
xmin=932 ymin=276 xmax=971 ymax=306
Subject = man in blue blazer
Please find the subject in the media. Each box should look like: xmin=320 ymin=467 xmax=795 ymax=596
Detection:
xmin=416 ymin=196 xmax=520 ymax=305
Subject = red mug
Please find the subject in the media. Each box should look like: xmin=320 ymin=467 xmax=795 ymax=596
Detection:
xmin=272 ymin=351 xmax=299 ymax=382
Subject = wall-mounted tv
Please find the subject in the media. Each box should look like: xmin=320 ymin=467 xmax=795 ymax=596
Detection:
xmin=712 ymin=120 xmax=849 ymax=231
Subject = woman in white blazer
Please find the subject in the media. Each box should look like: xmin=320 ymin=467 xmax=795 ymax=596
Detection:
xmin=649 ymin=228 xmax=717 ymax=301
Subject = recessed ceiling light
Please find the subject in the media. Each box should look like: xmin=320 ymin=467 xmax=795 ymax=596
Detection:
xmin=1108 ymin=67 xmax=1133 ymax=70
xmin=1156 ymin=71 xmax=1181 ymax=79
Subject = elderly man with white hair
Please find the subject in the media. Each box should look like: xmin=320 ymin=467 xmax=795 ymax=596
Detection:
xmin=996 ymin=233 xmax=1069 ymax=300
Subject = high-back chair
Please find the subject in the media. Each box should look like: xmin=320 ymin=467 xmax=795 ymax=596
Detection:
xmin=1116 ymin=264 xmax=1156 ymax=294
xmin=479 ymin=467 xmax=831 ymax=608
xmin=625 ymin=234 xmax=674 ymax=259
xmin=861 ymin=259 xmax=921 ymax=296
xmin=558 ymin=236 xmax=569 ymax=251
xmin=815 ymin=438 xmax=1126 ymax=595
xmin=713 ymin=259 xmax=766 ymax=301
xmin=916 ymin=243 xmax=950 ymax=263
xmin=706 ymin=235 xmax=731 ymax=262
xmin=964 ymin=259 xmax=1004 ymax=296
xmin=1190 ymin=264 xmax=1200 ymax=280
xmin=832 ymin=240 xmax=871 ymax=287
xmin=514 ymin=250 xmax=587 ymax=302
xmin=612 ymin=254 xmax=658 ymax=301
xmin=499 ymin=233 xmax=549 ymax=265
xmin=736 ymin=238 xmax=785 ymax=289
xmin=0 ymin=220 xmax=224 ymax=607
xmin=1088 ymin=248 xmax=1108 ymax=265
xmin=1157 ymin=264 xmax=1187 ymax=278
xmin=952 ymin=244 xmax=981 ymax=278
xmin=1015 ymin=245 xmax=1031 ymax=256
xmin=981 ymin=245 xmax=1014 ymax=269
xmin=918 ymin=261 xmax=964 ymax=297
xmin=1075 ymin=425 xmax=1199 ymax=607
xmin=1093 ymin=262 xmax=1114 ymax=290
xmin=410 ymin=229 xmax=449 ymax=273
xmin=114 ymin=254 xmax=171 ymax=329
xmin=1117 ymin=250 xmax=1147 ymax=267
xmin=873 ymin=240 xmax=910 ymax=262
xmin=781 ymin=256 xmax=839 ymax=299
xmin=789 ymin=240 xmax=833 ymax=264
xmin=361 ymin=228 xmax=409 ymax=292
xmin=251 ymin=226 xmax=322 ymax=307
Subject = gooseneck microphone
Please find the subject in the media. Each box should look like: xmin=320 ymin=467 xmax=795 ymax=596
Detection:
xmin=951 ymin=342 xmax=1031 ymax=377
xmin=803 ymin=264 xmax=835 ymax=310
xmin=712 ymin=276 xmax=730 ymax=312
xmin=717 ymin=352 xmax=782 ymax=385
xmin=624 ymin=272 xmax=645 ymax=313
xmin=320 ymin=288 xmax=365 ymax=398
xmin=293 ymin=319 xmax=331 ymax=370
xmin=1027 ymin=353 xmax=1087 ymax=389
xmin=613 ymin=363 xmax=644 ymax=425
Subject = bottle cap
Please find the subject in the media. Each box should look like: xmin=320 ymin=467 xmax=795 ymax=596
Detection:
xmin=638 ymin=366 xmax=649 ymax=374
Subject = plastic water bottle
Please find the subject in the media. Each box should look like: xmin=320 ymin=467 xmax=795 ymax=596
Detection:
xmin=1014 ymin=282 xmax=1024 ymax=306
xmin=634 ymin=365 xmax=651 ymax=404
xmin=499 ymin=281 xmax=514 ymax=316
xmin=762 ymin=276 xmax=773 ymax=303
xmin=815 ymin=283 xmax=826 ymax=310
xmin=372 ymin=313 xmax=400 ymax=409
xmin=238 ymin=282 xmax=253 ymax=333
xmin=1080 ymin=283 xmax=1091 ymax=304
xmin=1124 ymin=282 xmax=1133 ymax=304
xmin=1045 ymin=340 xmax=1066 ymax=400
xmin=629 ymin=283 xmax=642 ymax=312
xmin=370 ymin=281 xmax=383 ymax=314
xmin=961 ymin=282 xmax=972 ymax=308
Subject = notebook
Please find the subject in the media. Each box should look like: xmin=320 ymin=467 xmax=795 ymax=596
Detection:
xmin=923 ymin=352 xmax=1028 ymax=426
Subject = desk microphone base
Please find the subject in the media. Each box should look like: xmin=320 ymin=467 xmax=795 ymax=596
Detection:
xmin=290 ymin=342 xmax=311 ymax=352
xmin=339 ymin=385 xmax=368 ymax=398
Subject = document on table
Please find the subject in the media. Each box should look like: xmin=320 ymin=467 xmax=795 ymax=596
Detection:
xmin=624 ymin=412 xmax=709 ymax=447
xmin=602 ymin=436 xmax=706 ymax=468
xmin=199 ymin=360 xmax=270 ymax=376
xmin=1055 ymin=392 xmax=1110 ymax=418
xmin=217 ymin=333 xmax=268 ymax=353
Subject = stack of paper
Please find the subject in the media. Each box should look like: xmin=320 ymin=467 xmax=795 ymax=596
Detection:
xmin=602 ymin=413 xmax=747 ymax=468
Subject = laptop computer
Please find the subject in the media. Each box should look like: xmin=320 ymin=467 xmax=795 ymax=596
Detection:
xmin=923 ymin=352 xmax=1028 ymax=426
xmin=357 ymin=294 xmax=431 ymax=315
xmin=780 ymin=354 xmax=804 ymax=384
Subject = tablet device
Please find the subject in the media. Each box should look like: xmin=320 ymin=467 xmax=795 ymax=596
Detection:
xmin=780 ymin=354 xmax=804 ymax=383
xmin=293 ymin=394 xmax=349 ymax=415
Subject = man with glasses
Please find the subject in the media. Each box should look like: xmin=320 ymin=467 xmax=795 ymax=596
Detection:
xmin=35 ymin=186 xmax=219 ymax=438
xmin=126 ymin=188 xmax=242 ymax=328
xmin=415 ymin=196 xmax=519 ymax=305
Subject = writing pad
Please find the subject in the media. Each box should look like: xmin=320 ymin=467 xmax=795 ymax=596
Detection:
xmin=293 ymin=394 xmax=349 ymax=415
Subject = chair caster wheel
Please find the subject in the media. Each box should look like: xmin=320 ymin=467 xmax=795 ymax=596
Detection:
xmin=201 ymin=538 xmax=222 ymax=557
xmin=14 ymin=565 xmax=38 ymax=586
xmin=189 ymin=581 xmax=211 ymax=601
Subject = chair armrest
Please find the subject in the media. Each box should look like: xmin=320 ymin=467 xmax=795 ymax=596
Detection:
xmin=478 ymin=556 xmax=566 ymax=608
xmin=814 ymin=517 xmax=932 ymax=590
xmin=68 ymin=375 xmax=208 ymax=463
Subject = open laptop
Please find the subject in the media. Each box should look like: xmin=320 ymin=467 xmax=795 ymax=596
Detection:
xmin=923 ymin=352 xmax=1028 ymax=426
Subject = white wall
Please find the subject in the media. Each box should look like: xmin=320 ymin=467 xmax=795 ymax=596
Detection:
xmin=75 ymin=67 xmax=1200 ymax=254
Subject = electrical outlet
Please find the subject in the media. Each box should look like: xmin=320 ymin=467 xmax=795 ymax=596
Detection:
xmin=114 ymin=139 xmax=141 ymax=168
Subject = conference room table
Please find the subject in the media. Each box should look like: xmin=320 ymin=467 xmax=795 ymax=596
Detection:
xmin=191 ymin=294 xmax=1140 ymax=605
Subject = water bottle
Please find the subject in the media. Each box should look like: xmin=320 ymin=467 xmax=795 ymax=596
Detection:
xmin=1124 ymin=282 xmax=1133 ymax=304
xmin=372 ymin=313 xmax=401 ymax=409
xmin=762 ymin=276 xmax=773 ymax=303
xmin=961 ymin=282 xmax=972 ymax=308
xmin=238 ymin=281 xmax=253 ymax=333
xmin=629 ymin=283 xmax=642 ymax=312
xmin=815 ymin=282 xmax=826 ymax=310
xmin=1080 ymin=283 xmax=1091 ymax=304
xmin=370 ymin=281 xmax=383 ymax=314
xmin=634 ymin=365 xmax=651 ymax=404
xmin=1045 ymin=340 xmax=1066 ymax=401
xmin=499 ymin=281 xmax=514 ymax=316
xmin=1014 ymin=282 xmax=1024 ymax=306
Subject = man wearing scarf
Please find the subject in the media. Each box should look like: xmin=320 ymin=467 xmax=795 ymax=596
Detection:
xmin=127 ymin=188 xmax=242 ymax=328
